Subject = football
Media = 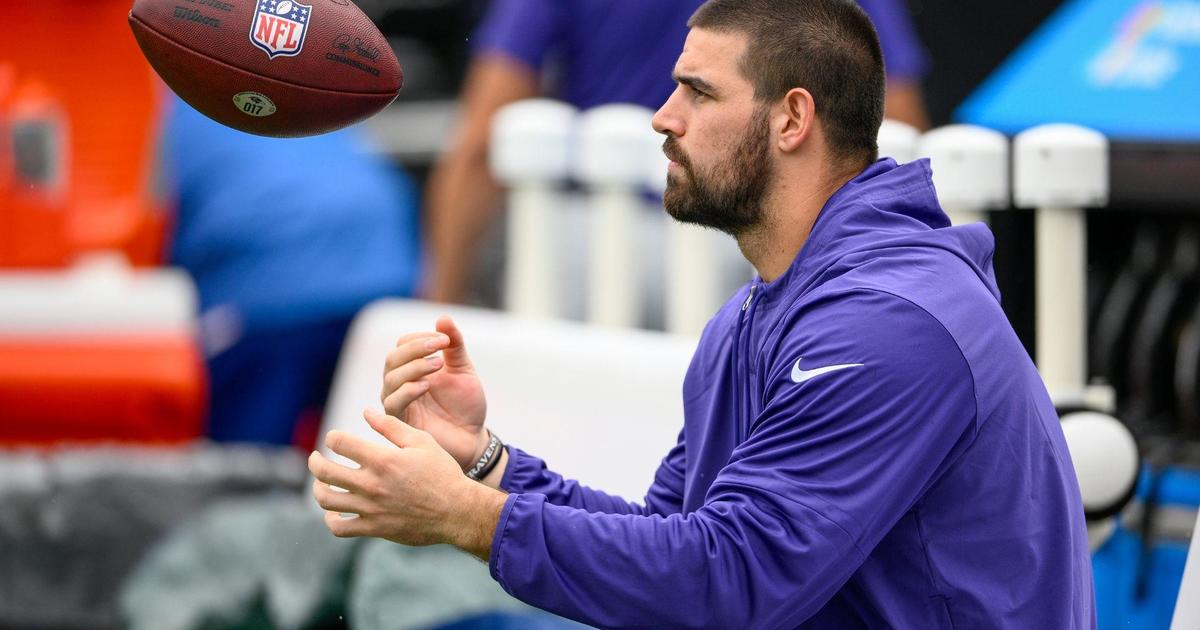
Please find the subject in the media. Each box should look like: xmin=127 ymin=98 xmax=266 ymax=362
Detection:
xmin=129 ymin=0 xmax=402 ymax=137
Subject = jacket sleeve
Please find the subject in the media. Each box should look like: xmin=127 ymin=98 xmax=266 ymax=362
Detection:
xmin=487 ymin=290 xmax=978 ymax=628
xmin=470 ymin=0 xmax=567 ymax=71
xmin=499 ymin=428 xmax=686 ymax=517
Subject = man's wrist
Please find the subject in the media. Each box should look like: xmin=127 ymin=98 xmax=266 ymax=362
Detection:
xmin=452 ymin=481 xmax=508 ymax=562
xmin=479 ymin=445 xmax=509 ymax=490
xmin=463 ymin=428 xmax=493 ymax=473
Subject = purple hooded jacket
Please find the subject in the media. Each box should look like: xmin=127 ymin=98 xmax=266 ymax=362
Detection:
xmin=488 ymin=159 xmax=1096 ymax=628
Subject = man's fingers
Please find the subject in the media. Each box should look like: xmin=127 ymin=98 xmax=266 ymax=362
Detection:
xmin=312 ymin=479 xmax=373 ymax=516
xmin=324 ymin=510 xmax=370 ymax=538
xmin=364 ymin=407 xmax=428 ymax=449
xmin=393 ymin=331 xmax=438 ymax=347
xmin=381 ymin=356 xmax=443 ymax=402
xmin=323 ymin=430 xmax=379 ymax=467
xmin=436 ymin=316 xmax=473 ymax=370
xmin=384 ymin=333 xmax=450 ymax=373
xmin=382 ymin=380 xmax=431 ymax=417
xmin=308 ymin=450 xmax=368 ymax=494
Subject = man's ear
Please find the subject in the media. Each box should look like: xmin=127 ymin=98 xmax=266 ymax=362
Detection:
xmin=777 ymin=87 xmax=815 ymax=154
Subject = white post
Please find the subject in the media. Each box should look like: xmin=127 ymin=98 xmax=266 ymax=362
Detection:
xmin=916 ymin=124 xmax=1008 ymax=226
xmin=490 ymin=99 xmax=578 ymax=319
xmin=1014 ymin=124 xmax=1108 ymax=396
xmin=575 ymin=105 xmax=656 ymax=328
xmin=1037 ymin=205 xmax=1087 ymax=389
xmin=664 ymin=224 xmax=722 ymax=337
xmin=505 ymin=184 xmax=560 ymax=318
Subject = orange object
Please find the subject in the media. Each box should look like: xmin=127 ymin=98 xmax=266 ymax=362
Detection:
xmin=0 ymin=1 xmax=169 ymax=267
xmin=0 ymin=63 xmax=12 ymax=194
xmin=0 ymin=334 xmax=205 ymax=444
xmin=0 ymin=79 xmax=72 ymax=268
xmin=0 ymin=1 xmax=203 ymax=446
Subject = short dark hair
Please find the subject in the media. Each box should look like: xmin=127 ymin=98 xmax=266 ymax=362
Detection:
xmin=689 ymin=0 xmax=885 ymax=167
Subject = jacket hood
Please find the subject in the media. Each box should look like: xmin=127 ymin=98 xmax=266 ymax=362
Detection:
xmin=766 ymin=157 xmax=1000 ymax=303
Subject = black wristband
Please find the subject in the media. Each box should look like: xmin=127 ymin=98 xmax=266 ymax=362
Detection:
xmin=466 ymin=431 xmax=504 ymax=481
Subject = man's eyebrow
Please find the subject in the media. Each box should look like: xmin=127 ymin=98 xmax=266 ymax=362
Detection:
xmin=673 ymin=73 xmax=720 ymax=96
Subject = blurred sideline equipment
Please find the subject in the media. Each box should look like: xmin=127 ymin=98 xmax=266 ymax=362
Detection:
xmin=1017 ymin=124 xmax=1108 ymax=398
xmin=0 ymin=256 xmax=203 ymax=443
xmin=0 ymin=3 xmax=171 ymax=266
xmin=0 ymin=74 xmax=71 ymax=268
xmin=491 ymin=99 xmax=576 ymax=321
xmin=320 ymin=300 xmax=693 ymax=501
xmin=129 ymin=0 xmax=402 ymax=137
xmin=0 ymin=2 xmax=205 ymax=445
xmin=576 ymin=105 xmax=657 ymax=329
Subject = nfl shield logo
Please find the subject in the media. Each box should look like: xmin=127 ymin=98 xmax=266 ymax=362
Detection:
xmin=250 ymin=0 xmax=312 ymax=59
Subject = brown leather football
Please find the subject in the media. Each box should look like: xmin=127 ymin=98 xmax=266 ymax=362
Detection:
xmin=129 ymin=0 xmax=402 ymax=137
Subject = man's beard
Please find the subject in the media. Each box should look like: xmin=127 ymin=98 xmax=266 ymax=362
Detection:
xmin=661 ymin=105 xmax=773 ymax=236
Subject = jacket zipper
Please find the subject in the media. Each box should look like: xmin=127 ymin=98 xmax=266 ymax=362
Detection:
xmin=737 ymin=284 xmax=759 ymax=436
xmin=742 ymin=285 xmax=756 ymax=311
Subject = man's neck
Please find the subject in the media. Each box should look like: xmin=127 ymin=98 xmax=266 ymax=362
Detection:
xmin=736 ymin=165 xmax=860 ymax=282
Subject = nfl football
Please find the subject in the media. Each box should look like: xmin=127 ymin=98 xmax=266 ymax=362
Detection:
xmin=129 ymin=0 xmax=402 ymax=137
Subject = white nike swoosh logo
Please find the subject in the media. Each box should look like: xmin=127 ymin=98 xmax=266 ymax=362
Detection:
xmin=791 ymin=359 xmax=864 ymax=383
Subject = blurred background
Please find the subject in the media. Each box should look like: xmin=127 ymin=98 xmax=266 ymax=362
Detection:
xmin=1 ymin=0 xmax=1199 ymax=628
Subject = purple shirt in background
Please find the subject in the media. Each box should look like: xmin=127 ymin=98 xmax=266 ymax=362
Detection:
xmin=471 ymin=0 xmax=930 ymax=110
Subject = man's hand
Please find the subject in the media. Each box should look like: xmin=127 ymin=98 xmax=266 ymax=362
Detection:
xmin=309 ymin=408 xmax=507 ymax=560
xmin=382 ymin=316 xmax=489 ymax=471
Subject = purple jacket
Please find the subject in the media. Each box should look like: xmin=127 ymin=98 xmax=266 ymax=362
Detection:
xmin=489 ymin=159 xmax=1096 ymax=628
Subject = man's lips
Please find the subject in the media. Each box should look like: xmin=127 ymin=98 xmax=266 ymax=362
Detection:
xmin=665 ymin=153 xmax=689 ymax=174
xmin=662 ymin=139 xmax=688 ymax=169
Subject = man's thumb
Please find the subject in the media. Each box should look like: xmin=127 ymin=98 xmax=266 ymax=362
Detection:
xmin=436 ymin=316 xmax=473 ymax=370
xmin=364 ymin=407 xmax=423 ymax=448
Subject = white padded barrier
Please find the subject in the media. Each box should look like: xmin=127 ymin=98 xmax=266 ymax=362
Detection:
xmin=917 ymin=124 xmax=1009 ymax=226
xmin=320 ymin=299 xmax=695 ymax=501
xmin=0 ymin=253 xmax=197 ymax=336
xmin=490 ymin=99 xmax=578 ymax=320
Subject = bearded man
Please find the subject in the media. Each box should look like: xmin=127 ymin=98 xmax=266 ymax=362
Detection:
xmin=308 ymin=0 xmax=1096 ymax=627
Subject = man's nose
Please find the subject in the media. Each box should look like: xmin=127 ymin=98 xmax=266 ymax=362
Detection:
xmin=652 ymin=88 xmax=685 ymax=137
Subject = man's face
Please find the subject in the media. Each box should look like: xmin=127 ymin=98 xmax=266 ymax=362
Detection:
xmin=653 ymin=29 xmax=774 ymax=236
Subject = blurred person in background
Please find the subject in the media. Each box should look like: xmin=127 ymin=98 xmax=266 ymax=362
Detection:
xmin=423 ymin=0 xmax=930 ymax=304
xmin=165 ymin=96 xmax=422 ymax=447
